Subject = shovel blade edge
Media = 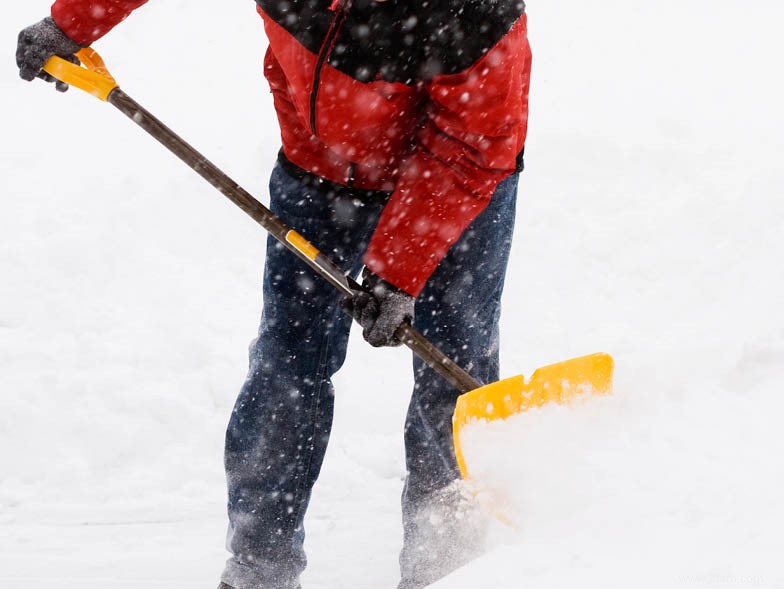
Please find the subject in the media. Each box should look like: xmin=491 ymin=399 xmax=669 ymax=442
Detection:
xmin=453 ymin=352 xmax=614 ymax=479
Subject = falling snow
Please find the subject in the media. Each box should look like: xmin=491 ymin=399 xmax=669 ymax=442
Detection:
xmin=3 ymin=0 xmax=784 ymax=588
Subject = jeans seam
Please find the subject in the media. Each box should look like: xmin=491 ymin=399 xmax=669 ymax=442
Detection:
xmin=289 ymin=314 xmax=333 ymax=532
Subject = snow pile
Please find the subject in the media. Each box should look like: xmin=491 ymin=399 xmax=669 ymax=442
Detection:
xmin=449 ymin=366 xmax=784 ymax=587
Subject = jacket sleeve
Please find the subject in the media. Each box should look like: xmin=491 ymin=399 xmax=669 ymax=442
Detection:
xmin=51 ymin=0 xmax=150 ymax=45
xmin=363 ymin=15 xmax=532 ymax=297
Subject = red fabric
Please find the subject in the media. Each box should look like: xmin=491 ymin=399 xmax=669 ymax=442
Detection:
xmin=261 ymin=11 xmax=421 ymax=192
xmin=364 ymin=16 xmax=532 ymax=296
xmin=263 ymin=9 xmax=532 ymax=296
xmin=51 ymin=0 xmax=149 ymax=45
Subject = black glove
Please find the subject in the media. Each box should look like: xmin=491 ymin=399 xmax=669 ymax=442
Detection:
xmin=343 ymin=269 xmax=415 ymax=348
xmin=17 ymin=17 xmax=83 ymax=92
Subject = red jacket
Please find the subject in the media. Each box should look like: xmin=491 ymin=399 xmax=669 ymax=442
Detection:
xmin=51 ymin=0 xmax=532 ymax=296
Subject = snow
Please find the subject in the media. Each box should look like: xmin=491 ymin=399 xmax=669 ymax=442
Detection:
xmin=454 ymin=386 xmax=784 ymax=588
xmin=2 ymin=1 xmax=783 ymax=588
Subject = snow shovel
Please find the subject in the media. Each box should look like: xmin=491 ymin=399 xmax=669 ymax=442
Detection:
xmin=42 ymin=49 xmax=614 ymax=481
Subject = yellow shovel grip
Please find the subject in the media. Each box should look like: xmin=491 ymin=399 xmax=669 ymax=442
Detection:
xmin=286 ymin=230 xmax=321 ymax=261
xmin=42 ymin=48 xmax=118 ymax=101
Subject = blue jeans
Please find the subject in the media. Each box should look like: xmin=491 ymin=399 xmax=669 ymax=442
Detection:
xmin=222 ymin=161 xmax=518 ymax=589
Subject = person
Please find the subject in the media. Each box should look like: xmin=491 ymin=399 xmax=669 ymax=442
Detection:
xmin=16 ymin=1 xmax=532 ymax=587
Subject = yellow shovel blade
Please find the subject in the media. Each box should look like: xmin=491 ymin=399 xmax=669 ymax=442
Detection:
xmin=453 ymin=353 xmax=614 ymax=479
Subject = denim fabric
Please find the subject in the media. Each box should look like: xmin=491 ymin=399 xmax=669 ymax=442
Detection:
xmin=222 ymin=162 xmax=518 ymax=589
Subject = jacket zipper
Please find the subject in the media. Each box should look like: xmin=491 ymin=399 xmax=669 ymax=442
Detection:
xmin=310 ymin=0 xmax=350 ymax=137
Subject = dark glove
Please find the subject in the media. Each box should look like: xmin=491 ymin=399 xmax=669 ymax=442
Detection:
xmin=343 ymin=269 xmax=415 ymax=348
xmin=17 ymin=17 xmax=83 ymax=92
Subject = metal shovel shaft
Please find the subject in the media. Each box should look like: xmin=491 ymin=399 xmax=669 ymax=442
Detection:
xmin=106 ymin=88 xmax=483 ymax=394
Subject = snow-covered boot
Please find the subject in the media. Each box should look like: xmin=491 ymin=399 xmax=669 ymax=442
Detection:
xmin=399 ymin=480 xmax=489 ymax=589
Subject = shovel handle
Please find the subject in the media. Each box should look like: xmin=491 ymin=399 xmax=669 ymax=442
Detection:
xmin=43 ymin=48 xmax=118 ymax=101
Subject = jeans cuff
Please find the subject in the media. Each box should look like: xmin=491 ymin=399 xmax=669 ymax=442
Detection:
xmin=222 ymin=556 xmax=301 ymax=589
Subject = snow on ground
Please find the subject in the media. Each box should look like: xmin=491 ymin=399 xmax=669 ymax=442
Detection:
xmin=2 ymin=1 xmax=783 ymax=588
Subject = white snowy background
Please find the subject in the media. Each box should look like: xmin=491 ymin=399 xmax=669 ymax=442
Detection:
xmin=2 ymin=1 xmax=783 ymax=587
